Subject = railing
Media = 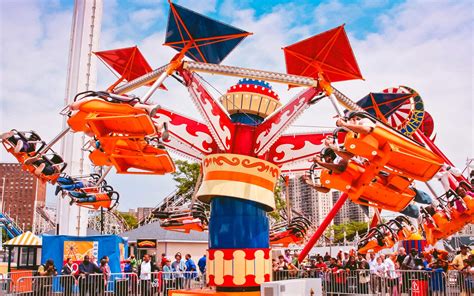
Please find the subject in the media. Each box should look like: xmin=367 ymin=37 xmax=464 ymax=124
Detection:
xmin=1 ymin=269 xmax=471 ymax=295
xmin=0 ymin=277 xmax=13 ymax=294
xmin=272 ymin=268 xmax=473 ymax=296
xmin=4 ymin=271 xmax=206 ymax=295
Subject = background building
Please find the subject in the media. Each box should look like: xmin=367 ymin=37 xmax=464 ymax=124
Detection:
xmin=286 ymin=177 xmax=333 ymax=227
xmin=332 ymin=191 xmax=371 ymax=224
xmin=286 ymin=177 xmax=371 ymax=228
xmin=0 ymin=163 xmax=46 ymax=231
xmin=136 ymin=207 xmax=154 ymax=222
xmin=120 ymin=221 xmax=208 ymax=262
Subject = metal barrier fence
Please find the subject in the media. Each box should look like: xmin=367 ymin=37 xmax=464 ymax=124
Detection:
xmin=0 ymin=277 xmax=13 ymax=295
xmin=2 ymin=271 xmax=206 ymax=295
xmin=0 ymin=269 xmax=471 ymax=295
xmin=272 ymin=268 xmax=474 ymax=296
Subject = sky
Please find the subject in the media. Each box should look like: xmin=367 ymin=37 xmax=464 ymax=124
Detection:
xmin=0 ymin=0 xmax=472 ymax=213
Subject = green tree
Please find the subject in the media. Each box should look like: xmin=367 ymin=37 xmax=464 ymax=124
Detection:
xmin=171 ymin=160 xmax=201 ymax=199
xmin=269 ymin=184 xmax=286 ymax=221
xmin=326 ymin=221 xmax=369 ymax=243
xmin=170 ymin=160 xmax=287 ymax=220
xmin=118 ymin=212 xmax=138 ymax=229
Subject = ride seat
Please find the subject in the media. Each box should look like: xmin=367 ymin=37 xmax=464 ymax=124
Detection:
xmin=320 ymin=161 xmax=365 ymax=192
xmin=86 ymin=113 xmax=156 ymax=139
xmin=110 ymin=150 xmax=175 ymax=175
xmin=160 ymin=217 xmax=206 ymax=233
xmin=359 ymin=180 xmax=415 ymax=212
xmin=344 ymin=124 xmax=443 ymax=181
xmin=67 ymin=99 xmax=156 ymax=137
xmin=89 ymin=149 xmax=113 ymax=166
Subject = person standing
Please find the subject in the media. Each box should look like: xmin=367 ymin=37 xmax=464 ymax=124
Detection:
xmin=283 ymin=249 xmax=292 ymax=263
xmin=198 ymin=254 xmax=206 ymax=275
xmin=374 ymin=256 xmax=386 ymax=294
xmin=452 ymin=245 xmax=471 ymax=295
xmin=343 ymin=255 xmax=357 ymax=294
xmin=315 ymin=256 xmax=327 ymax=278
xmin=452 ymin=245 xmax=470 ymax=271
xmin=98 ymin=258 xmax=109 ymax=295
xmin=323 ymin=252 xmax=331 ymax=262
xmin=139 ymin=254 xmax=157 ymax=296
xmin=184 ymin=254 xmax=198 ymax=289
xmin=60 ymin=258 xmax=75 ymax=296
xmin=172 ymin=253 xmax=186 ymax=289
xmin=198 ymin=254 xmax=207 ymax=286
xmin=160 ymin=253 xmax=168 ymax=270
xmin=367 ymin=250 xmax=378 ymax=294
xmin=397 ymin=247 xmax=407 ymax=266
xmin=356 ymin=253 xmax=370 ymax=294
xmin=78 ymin=255 xmax=102 ymax=296
xmin=162 ymin=259 xmax=174 ymax=296
xmin=127 ymin=254 xmax=138 ymax=273
xmin=385 ymin=253 xmax=399 ymax=296
xmin=37 ymin=259 xmax=57 ymax=295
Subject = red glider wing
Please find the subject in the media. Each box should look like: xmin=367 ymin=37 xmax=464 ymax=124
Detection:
xmin=95 ymin=46 xmax=166 ymax=89
xmin=283 ymin=25 xmax=363 ymax=83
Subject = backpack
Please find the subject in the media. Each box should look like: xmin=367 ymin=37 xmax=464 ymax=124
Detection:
xmin=124 ymin=263 xmax=132 ymax=273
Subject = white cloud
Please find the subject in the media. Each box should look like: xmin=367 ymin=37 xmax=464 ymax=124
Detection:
xmin=129 ymin=8 xmax=163 ymax=30
xmin=337 ymin=0 xmax=473 ymax=168
xmin=175 ymin=0 xmax=218 ymax=13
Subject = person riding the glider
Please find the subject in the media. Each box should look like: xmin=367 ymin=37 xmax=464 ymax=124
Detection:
xmin=336 ymin=111 xmax=375 ymax=135
xmin=303 ymin=145 xmax=433 ymax=219
xmin=312 ymin=147 xmax=348 ymax=173
xmin=24 ymin=154 xmax=64 ymax=179
xmin=1 ymin=131 xmax=39 ymax=154
xmin=434 ymin=164 xmax=463 ymax=193
xmin=69 ymin=91 xmax=161 ymax=118
xmin=302 ymin=147 xmax=347 ymax=193
xmin=68 ymin=190 xmax=112 ymax=205
xmin=55 ymin=175 xmax=100 ymax=195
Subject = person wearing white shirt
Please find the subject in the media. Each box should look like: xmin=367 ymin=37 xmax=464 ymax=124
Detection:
xmin=368 ymin=251 xmax=377 ymax=274
xmin=367 ymin=250 xmax=378 ymax=294
xmin=139 ymin=254 xmax=156 ymax=296
xmin=374 ymin=256 xmax=386 ymax=294
xmin=385 ymin=253 xmax=399 ymax=296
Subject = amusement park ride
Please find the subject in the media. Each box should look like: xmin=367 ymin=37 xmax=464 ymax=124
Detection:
xmin=1 ymin=1 xmax=473 ymax=294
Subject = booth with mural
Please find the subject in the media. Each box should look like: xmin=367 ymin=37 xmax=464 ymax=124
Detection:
xmin=41 ymin=234 xmax=128 ymax=274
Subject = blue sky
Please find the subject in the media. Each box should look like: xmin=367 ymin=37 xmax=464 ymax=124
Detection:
xmin=0 ymin=0 xmax=472 ymax=214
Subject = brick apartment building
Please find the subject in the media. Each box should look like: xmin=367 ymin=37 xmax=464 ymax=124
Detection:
xmin=0 ymin=163 xmax=46 ymax=231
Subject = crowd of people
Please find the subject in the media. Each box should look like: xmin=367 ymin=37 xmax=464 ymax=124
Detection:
xmin=273 ymin=245 xmax=474 ymax=295
xmin=126 ymin=252 xmax=206 ymax=296
xmin=33 ymin=252 xmax=206 ymax=296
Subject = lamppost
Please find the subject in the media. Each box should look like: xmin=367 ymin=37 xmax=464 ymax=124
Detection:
xmin=353 ymin=231 xmax=360 ymax=248
xmin=0 ymin=177 xmax=6 ymax=247
xmin=1 ymin=176 xmax=5 ymax=213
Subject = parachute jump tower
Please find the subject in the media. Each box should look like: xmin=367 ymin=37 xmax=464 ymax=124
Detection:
xmin=59 ymin=0 xmax=103 ymax=235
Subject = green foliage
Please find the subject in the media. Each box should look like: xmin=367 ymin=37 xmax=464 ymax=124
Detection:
xmin=269 ymin=184 xmax=286 ymax=221
xmin=1 ymin=229 xmax=8 ymax=243
xmin=171 ymin=160 xmax=201 ymax=199
xmin=326 ymin=221 xmax=368 ymax=242
xmin=170 ymin=160 xmax=286 ymax=220
xmin=119 ymin=212 xmax=138 ymax=229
